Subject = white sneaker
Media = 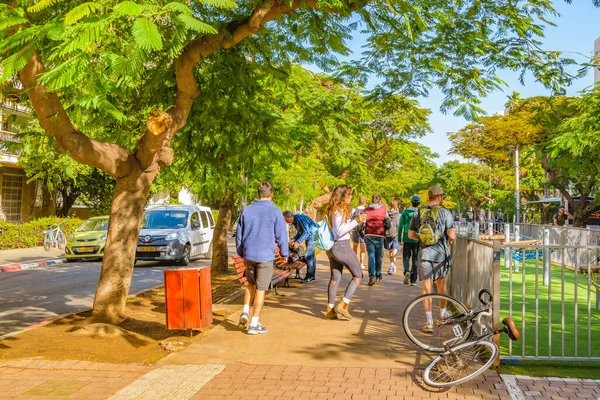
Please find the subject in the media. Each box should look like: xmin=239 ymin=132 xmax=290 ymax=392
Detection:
xmin=441 ymin=309 xmax=452 ymax=320
xmin=387 ymin=263 xmax=395 ymax=275
xmin=247 ymin=323 xmax=268 ymax=335
xmin=422 ymin=323 xmax=434 ymax=334
xmin=361 ymin=264 xmax=367 ymax=270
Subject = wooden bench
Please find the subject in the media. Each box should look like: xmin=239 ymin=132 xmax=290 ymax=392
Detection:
xmin=231 ymin=254 xmax=292 ymax=295
xmin=273 ymin=248 xmax=306 ymax=279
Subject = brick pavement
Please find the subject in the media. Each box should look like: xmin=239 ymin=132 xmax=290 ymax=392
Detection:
xmin=0 ymin=358 xmax=151 ymax=399
xmin=189 ymin=363 xmax=509 ymax=400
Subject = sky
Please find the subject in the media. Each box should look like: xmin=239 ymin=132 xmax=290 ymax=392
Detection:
xmin=310 ymin=1 xmax=600 ymax=166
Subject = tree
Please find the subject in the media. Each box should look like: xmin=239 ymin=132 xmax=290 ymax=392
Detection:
xmin=2 ymin=0 xmax=588 ymax=322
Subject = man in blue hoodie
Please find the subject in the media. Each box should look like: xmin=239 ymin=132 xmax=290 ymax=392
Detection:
xmin=236 ymin=180 xmax=289 ymax=335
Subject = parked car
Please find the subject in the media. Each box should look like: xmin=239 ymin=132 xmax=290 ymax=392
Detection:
xmin=135 ymin=205 xmax=215 ymax=266
xmin=65 ymin=216 xmax=109 ymax=261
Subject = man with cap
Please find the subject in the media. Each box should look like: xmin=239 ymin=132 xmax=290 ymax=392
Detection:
xmin=398 ymin=195 xmax=421 ymax=285
xmin=408 ymin=186 xmax=456 ymax=333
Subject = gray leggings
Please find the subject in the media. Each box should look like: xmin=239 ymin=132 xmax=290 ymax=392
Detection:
xmin=326 ymin=239 xmax=363 ymax=304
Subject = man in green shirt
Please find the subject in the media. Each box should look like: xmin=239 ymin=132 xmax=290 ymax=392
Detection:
xmin=398 ymin=195 xmax=420 ymax=285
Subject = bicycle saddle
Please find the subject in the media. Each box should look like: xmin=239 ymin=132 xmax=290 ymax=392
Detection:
xmin=502 ymin=317 xmax=520 ymax=341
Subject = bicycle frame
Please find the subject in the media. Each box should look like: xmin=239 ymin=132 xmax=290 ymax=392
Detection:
xmin=438 ymin=304 xmax=494 ymax=350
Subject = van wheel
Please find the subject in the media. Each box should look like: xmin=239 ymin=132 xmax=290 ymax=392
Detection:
xmin=179 ymin=245 xmax=190 ymax=266
xmin=204 ymin=242 xmax=212 ymax=260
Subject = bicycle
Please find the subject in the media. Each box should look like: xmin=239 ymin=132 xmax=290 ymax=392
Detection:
xmin=43 ymin=224 xmax=66 ymax=251
xmin=402 ymin=289 xmax=520 ymax=387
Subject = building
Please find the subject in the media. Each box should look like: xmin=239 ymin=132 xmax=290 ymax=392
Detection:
xmin=0 ymin=101 xmax=36 ymax=222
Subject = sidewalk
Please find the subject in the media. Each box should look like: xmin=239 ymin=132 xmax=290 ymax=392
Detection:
xmin=1 ymin=252 xmax=599 ymax=399
xmin=0 ymin=246 xmax=64 ymax=267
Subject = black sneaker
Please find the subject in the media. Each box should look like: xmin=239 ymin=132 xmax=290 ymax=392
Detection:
xmin=301 ymin=277 xmax=315 ymax=284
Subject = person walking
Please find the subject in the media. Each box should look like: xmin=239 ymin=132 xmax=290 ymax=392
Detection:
xmin=408 ymin=186 xmax=456 ymax=334
xmin=236 ymin=181 xmax=289 ymax=335
xmin=351 ymin=196 xmax=367 ymax=270
xmin=364 ymin=194 xmax=391 ymax=286
xmin=324 ymin=185 xmax=366 ymax=320
xmin=283 ymin=211 xmax=317 ymax=283
xmin=399 ymin=195 xmax=420 ymax=285
xmin=385 ymin=200 xmax=401 ymax=275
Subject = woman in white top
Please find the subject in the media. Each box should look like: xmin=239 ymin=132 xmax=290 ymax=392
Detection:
xmin=324 ymin=185 xmax=366 ymax=320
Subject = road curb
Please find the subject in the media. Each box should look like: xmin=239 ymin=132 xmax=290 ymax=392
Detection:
xmin=0 ymin=258 xmax=67 ymax=274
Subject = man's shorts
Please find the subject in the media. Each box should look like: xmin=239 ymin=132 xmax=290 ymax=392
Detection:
xmin=351 ymin=230 xmax=365 ymax=244
xmin=244 ymin=259 xmax=274 ymax=291
xmin=418 ymin=259 xmax=450 ymax=281
xmin=384 ymin=237 xmax=401 ymax=251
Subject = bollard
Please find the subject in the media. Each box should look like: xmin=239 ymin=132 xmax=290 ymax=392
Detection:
xmin=514 ymin=224 xmax=520 ymax=272
xmin=504 ymin=223 xmax=511 ymax=269
xmin=543 ymin=228 xmax=550 ymax=286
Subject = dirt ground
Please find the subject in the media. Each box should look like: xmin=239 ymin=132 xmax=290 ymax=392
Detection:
xmin=0 ymin=269 xmax=243 ymax=365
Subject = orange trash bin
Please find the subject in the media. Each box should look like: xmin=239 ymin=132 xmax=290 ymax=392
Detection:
xmin=164 ymin=267 xmax=212 ymax=334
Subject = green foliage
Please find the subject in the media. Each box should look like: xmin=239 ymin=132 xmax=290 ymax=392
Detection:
xmin=0 ymin=217 xmax=83 ymax=250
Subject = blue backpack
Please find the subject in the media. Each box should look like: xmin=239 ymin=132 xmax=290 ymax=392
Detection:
xmin=312 ymin=217 xmax=335 ymax=251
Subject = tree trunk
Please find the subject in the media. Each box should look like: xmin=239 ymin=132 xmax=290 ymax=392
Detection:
xmin=55 ymin=188 xmax=78 ymax=217
xmin=41 ymin=181 xmax=55 ymax=217
xmin=212 ymin=192 xmax=234 ymax=273
xmin=91 ymin=169 xmax=156 ymax=323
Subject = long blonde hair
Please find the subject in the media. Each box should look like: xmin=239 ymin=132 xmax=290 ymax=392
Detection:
xmin=325 ymin=185 xmax=352 ymax=228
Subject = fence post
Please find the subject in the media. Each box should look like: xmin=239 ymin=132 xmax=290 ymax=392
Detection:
xmin=492 ymin=239 xmax=502 ymax=365
xmin=514 ymin=224 xmax=520 ymax=272
xmin=488 ymin=221 xmax=493 ymax=236
xmin=504 ymin=223 xmax=511 ymax=269
xmin=474 ymin=222 xmax=480 ymax=239
xmin=543 ymin=227 xmax=550 ymax=286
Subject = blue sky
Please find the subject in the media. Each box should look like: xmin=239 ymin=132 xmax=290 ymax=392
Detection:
xmin=416 ymin=1 xmax=600 ymax=165
xmin=309 ymin=1 xmax=600 ymax=165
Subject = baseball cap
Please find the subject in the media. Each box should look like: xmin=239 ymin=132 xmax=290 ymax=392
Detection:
xmin=411 ymin=195 xmax=421 ymax=204
xmin=428 ymin=186 xmax=445 ymax=198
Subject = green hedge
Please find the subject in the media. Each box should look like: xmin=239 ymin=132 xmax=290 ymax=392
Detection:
xmin=0 ymin=217 xmax=84 ymax=250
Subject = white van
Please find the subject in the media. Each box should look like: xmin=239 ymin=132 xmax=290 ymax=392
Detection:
xmin=136 ymin=205 xmax=215 ymax=265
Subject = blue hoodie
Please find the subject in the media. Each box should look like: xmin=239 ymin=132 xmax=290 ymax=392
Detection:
xmin=236 ymin=199 xmax=289 ymax=262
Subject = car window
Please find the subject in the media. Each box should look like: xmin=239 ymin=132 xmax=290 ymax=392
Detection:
xmin=142 ymin=211 xmax=189 ymax=229
xmin=200 ymin=211 xmax=209 ymax=228
xmin=191 ymin=212 xmax=200 ymax=229
xmin=77 ymin=218 xmax=109 ymax=232
xmin=207 ymin=211 xmax=215 ymax=228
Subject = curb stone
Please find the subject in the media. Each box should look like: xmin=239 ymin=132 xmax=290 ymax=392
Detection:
xmin=0 ymin=258 xmax=67 ymax=273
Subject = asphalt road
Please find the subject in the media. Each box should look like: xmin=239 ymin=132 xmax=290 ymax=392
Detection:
xmin=0 ymin=258 xmax=211 ymax=338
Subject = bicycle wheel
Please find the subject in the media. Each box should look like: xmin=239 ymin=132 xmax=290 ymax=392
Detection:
xmin=56 ymin=231 xmax=66 ymax=250
xmin=402 ymin=293 xmax=471 ymax=352
xmin=43 ymin=235 xmax=51 ymax=251
xmin=423 ymin=340 xmax=498 ymax=387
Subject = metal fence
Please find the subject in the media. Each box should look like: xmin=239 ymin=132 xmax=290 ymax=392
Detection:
xmin=451 ymin=234 xmax=600 ymax=362
xmin=501 ymin=243 xmax=600 ymax=361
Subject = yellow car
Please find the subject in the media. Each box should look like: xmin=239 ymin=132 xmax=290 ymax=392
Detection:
xmin=65 ymin=216 xmax=109 ymax=261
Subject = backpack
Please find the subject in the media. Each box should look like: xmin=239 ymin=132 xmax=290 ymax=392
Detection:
xmin=312 ymin=218 xmax=335 ymax=251
xmin=418 ymin=206 xmax=442 ymax=247
xmin=385 ymin=211 xmax=400 ymax=239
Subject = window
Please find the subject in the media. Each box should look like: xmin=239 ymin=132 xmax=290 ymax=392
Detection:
xmin=1 ymin=174 xmax=23 ymax=222
xmin=191 ymin=212 xmax=200 ymax=229
xmin=200 ymin=211 xmax=209 ymax=229
xmin=207 ymin=211 xmax=214 ymax=228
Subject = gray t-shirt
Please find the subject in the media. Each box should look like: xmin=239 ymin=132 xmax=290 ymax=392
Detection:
xmin=409 ymin=206 xmax=455 ymax=262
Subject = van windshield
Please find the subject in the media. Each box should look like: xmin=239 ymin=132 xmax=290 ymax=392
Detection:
xmin=142 ymin=211 xmax=189 ymax=229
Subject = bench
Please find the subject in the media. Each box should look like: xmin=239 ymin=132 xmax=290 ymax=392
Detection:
xmin=231 ymin=254 xmax=292 ymax=295
xmin=273 ymin=248 xmax=306 ymax=279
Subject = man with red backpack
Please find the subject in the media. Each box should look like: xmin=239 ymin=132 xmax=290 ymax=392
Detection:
xmin=364 ymin=194 xmax=391 ymax=286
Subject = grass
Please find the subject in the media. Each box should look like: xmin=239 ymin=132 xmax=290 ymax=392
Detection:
xmin=495 ymin=361 xmax=600 ymax=379
xmin=498 ymin=255 xmax=600 ymax=359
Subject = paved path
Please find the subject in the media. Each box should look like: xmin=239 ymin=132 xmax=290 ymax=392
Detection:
xmin=1 ymin=252 xmax=599 ymax=399
xmin=0 ymin=247 xmax=63 ymax=267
